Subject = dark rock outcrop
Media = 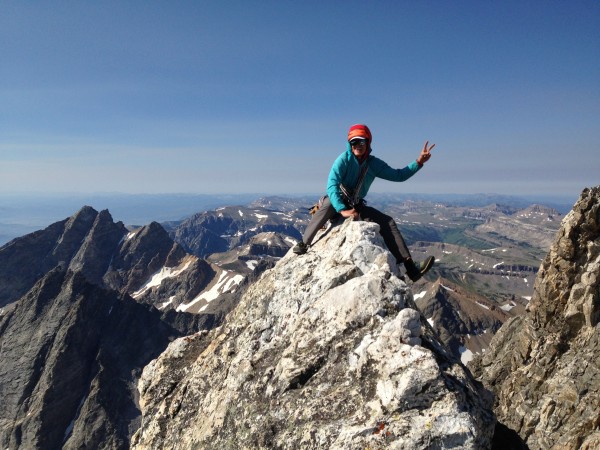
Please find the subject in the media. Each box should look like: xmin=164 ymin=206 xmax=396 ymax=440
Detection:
xmin=0 ymin=207 xmax=220 ymax=312
xmin=103 ymin=221 xmax=186 ymax=293
xmin=472 ymin=186 xmax=600 ymax=449
xmin=0 ymin=206 xmax=231 ymax=449
xmin=68 ymin=209 xmax=129 ymax=286
xmin=0 ymin=269 xmax=208 ymax=449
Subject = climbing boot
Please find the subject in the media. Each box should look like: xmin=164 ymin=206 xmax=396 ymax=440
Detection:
xmin=404 ymin=256 xmax=435 ymax=282
xmin=292 ymin=241 xmax=308 ymax=255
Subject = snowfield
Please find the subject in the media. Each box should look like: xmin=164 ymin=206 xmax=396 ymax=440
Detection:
xmin=132 ymin=260 xmax=193 ymax=299
xmin=177 ymin=270 xmax=244 ymax=313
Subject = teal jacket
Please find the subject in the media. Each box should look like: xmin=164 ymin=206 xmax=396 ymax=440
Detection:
xmin=327 ymin=144 xmax=422 ymax=212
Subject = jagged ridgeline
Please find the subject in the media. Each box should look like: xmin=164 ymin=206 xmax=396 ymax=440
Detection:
xmin=0 ymin=207 xmax=225 ymax=449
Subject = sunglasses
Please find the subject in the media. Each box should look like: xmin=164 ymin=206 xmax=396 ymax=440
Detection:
xmin=350 ymin=139 xmax=367 ymax=147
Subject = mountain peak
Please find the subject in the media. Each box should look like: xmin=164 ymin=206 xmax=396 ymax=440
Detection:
xmin=67 ymin=208 xmax=127 ymax=285
xmin=0 ymin=206 xmax=124 ymax=307
xmin=73 ymin=204 xmax=98 ymax=219
xmin=132 ymin=219 xmax=495 ymax=449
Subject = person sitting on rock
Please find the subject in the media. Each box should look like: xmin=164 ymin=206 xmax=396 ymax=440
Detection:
xmin=293 ymin=123 xmax=435 ymax=282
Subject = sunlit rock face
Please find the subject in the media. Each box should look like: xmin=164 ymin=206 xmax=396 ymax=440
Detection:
xmin=472 ymin=186 xmax=600 ymax=450
xmin=133 ymin=219 xmax=495 ymax=449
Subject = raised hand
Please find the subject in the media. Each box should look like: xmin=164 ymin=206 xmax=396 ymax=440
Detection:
xmin=417 ymin=141 xmax=435 ymax=165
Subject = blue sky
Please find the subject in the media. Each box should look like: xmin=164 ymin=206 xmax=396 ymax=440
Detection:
xmin=1 ymin=1 xmax=598 ymax=201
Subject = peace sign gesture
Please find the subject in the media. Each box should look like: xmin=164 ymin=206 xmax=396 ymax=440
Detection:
xmin=417 ymin=141 xmax=435 ymax=166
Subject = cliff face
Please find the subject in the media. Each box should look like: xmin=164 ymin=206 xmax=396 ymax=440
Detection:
xmin=0 ymin=268 xmax=207 ymax=450
xmin=472 ymin=186 xmax=600 ymax=449
xmin=132 ymin=220 xmax=495 ymax=449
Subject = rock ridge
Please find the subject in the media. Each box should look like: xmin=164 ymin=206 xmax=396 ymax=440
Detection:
xmin=132 ymin=219 xmax=495 ymax=449
xmin=0 ymin=206 xmax=120 ymax=307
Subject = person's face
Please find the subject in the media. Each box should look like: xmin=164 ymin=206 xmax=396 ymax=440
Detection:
xmin=350 ymin=139 xmax=368 ymax=157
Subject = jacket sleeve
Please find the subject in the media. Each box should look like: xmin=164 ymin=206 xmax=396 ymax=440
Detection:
xmin=372 ymin=158 xmax=422 ymax=182
xmin=326 ymin=154 xmax=350 ymax=212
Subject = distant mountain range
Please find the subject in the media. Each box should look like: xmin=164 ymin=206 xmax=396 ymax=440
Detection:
xmin=0 ymin=192 xmax=577 ymax=245
xmin=165 ymin=204 xmax=303 ymax=258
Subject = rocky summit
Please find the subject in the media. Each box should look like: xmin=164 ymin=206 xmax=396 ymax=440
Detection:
xmin=472 ymin=186 xmax=600 ymax=450
xmin=132 ymin=219 xmax=495 ymax=449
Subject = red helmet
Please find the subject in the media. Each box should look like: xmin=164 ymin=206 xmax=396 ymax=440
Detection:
xmin=347 ymin=124 xmax=372 ymax=145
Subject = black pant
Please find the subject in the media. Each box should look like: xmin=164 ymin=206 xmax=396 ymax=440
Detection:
xmin=302 ymin=196 xmax=412 ymax=263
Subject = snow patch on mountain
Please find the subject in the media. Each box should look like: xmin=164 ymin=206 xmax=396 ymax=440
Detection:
xmin=132 ymin=258 xmax=194 ymax=299
xmin=176 ymin=269 xmax=244 ymax=313
xmin=413 ymin=290 xmax=427 ymax=300
xmin=459 ymin=345 xmax=475 ymax=364
xmin=500 ymin=302 xmax=517 ymax=312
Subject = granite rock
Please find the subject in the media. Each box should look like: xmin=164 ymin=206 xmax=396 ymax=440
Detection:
xmin=133 ymin=219 xmax=495 ymax=449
